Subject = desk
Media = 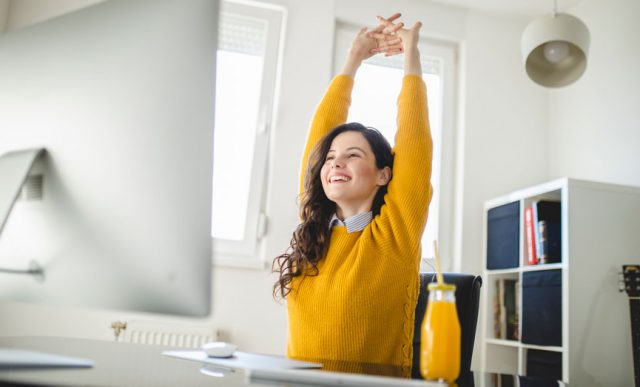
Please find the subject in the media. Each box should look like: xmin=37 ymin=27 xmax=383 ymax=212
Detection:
xmin=0 ymin=337 xmax=565 ymax=386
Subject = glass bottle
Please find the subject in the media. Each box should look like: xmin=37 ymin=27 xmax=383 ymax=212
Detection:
xmin=420 ymin=283 xmax=461 ymax=382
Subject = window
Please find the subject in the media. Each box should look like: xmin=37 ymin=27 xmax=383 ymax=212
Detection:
xmin=334 ymin=23 xmax=458 ymax=270
xmin=212 ymin=2 xmax=284 ymax=264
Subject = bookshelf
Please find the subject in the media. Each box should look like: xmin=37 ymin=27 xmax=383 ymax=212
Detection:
xmin=479 ymin=177 xmax=640 ymax=386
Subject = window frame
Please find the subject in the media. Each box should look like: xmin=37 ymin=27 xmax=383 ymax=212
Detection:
xmin=212 ymin=1 xmax=285 ymax=266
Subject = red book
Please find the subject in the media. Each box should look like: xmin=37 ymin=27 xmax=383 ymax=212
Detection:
xmin=524 ymin=207 xmax=537 ymax=265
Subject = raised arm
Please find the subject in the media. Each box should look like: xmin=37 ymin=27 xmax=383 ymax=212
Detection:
xmin=372 ymin=21 xmax=434 ymax=257
xmin=396 ymin=21 xmax=423 ymax=76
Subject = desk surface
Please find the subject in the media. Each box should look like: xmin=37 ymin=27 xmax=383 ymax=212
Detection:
xmin=0 ymin=337 xmax=563 ymax=387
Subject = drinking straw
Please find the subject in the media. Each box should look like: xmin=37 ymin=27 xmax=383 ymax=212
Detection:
xmin=433 ymin=241 xmax=444 ymax=286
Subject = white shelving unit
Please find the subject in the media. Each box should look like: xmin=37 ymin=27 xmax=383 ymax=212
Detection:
xmin=479 ymin=178 xmax=640 ymax=386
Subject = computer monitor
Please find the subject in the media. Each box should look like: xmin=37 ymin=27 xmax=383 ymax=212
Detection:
xmin=0 ymin=0 xmax=217 ymax=317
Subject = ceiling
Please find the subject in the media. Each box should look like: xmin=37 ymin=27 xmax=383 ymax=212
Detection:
xmin=431 ymin=0 xmax=584 ymax=17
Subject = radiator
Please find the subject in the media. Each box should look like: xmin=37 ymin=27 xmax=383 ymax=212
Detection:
xmin=113 ymin=320 xmax=222 ymax=348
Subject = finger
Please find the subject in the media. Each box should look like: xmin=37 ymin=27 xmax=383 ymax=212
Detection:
xmin=382 ymin=23 xmax=404 ymax=35
xmin=381 ymin=37 xmax=402 ymax=46
xmin=376 ymin=13 xmax=401 ymax=24
xmin=365 ymin=31 xmax=377 ymax=39
xmin=384 ymin=12 xmax=402 ymax=23
xmin=371 ymin=43 xmax=402 ymax=54
xmin=370 ymin=22 xmax=385 ymax=34
xmin=368 ymin=32 xmax=402 ymax=41
xmin=376 ymin=15 xmax=396 ymax=28
xmin=389 ymin=22 xmax=404 ymax=33
xmin=377 ymin=40 xmax=402 ymax=49
xmin=384 ymin=48 xmax=404 ymax=57
xmin=411 ymin=21 xmax=423 ymax=32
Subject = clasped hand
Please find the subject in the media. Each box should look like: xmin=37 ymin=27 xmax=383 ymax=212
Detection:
xmin=349 ymin=13 xmax=422 ymax=61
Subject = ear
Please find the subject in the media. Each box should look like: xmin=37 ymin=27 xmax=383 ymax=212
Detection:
xmin=376 ymin=166 xmax=391 ymax=186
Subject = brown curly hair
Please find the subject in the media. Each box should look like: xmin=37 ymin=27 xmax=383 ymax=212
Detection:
xmin=272 ymin=123 xmax=393 ymax=300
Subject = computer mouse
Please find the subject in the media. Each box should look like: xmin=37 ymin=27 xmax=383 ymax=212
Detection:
xmin=202 ymin=342 xmax=237 ymax=358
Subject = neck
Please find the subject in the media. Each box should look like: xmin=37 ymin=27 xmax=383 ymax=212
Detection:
xmin=336 ymin=200 xmax=374 ymax=220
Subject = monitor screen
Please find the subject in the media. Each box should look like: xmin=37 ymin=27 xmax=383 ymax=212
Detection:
xmin=0 ymin=0 xmax=217 ymax=317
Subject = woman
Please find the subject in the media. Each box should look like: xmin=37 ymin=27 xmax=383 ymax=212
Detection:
xmin=273 ymin=14 xmax=433 ymax=375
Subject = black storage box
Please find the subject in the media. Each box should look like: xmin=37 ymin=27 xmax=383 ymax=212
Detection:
xmin=521 ymin=270 xmax=562 ymax=346
xmin=526 ymin=349 xmax=562 ymax=381
xmin=487 ymin=201 xmax=520 ymax=269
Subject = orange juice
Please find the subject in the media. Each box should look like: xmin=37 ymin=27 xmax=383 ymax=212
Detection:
xmin=420 ymin=283 xmax=461 ymax=382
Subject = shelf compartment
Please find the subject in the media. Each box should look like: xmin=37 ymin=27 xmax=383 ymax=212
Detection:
xmin=487 ymin=273 xmax=520 ymax=341
xmin=484 ymin=342 xmax=518 ymax=375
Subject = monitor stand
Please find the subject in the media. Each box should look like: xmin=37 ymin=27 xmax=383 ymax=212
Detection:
xmin=0 ymin=150 xmax=81 ymax=369
xmin=0 ymin=148 xmax=46 ymax=279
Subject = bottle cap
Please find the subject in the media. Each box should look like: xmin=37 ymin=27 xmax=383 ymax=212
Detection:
xmin=427 ymin=283 xmax=456 ymax=292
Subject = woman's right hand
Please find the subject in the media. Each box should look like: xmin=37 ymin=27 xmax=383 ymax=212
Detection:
xmin=370 ymin=16 xmax=423 ymax=75
xmin=370 ymin=17 xmax=422 ymax=57
xmin=347 ymin=26 xmax=378 ymax=62
xmin=339 ymin=13 xmax=404 ymax=77
xmin=348 ymin=13 xmax=403 ymax=61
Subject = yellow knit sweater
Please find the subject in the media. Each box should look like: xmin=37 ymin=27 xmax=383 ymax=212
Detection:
xmin=287 ymin=75 xmax=433 ymax=375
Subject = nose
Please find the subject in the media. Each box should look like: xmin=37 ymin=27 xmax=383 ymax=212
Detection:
xmin=331 ymin=156 xmax=345 ymax=168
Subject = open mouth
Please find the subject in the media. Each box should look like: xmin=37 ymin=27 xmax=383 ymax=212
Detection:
xmin=329 ymin=175 xmax=351 ymax=183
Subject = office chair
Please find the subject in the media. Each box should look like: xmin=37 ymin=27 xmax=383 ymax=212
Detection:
xmin=412 ymin=272 xmax=483 ymax=379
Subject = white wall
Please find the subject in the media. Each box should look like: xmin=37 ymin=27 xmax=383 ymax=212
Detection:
xmin=549 ymin=0 xmax=640 ymax=187
xmin=459 ymin=10 xmax=549 ymax=276
xmin=1 ymin=0 xmax=636 ymax=373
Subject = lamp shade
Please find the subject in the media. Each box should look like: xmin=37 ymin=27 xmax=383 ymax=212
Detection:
xmin=521 ymin=13 xmax=590 ymax=87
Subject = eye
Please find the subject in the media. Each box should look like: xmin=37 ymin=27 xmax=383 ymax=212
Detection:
xmin=348 ymin=153 xmax=360 ymax=158
xmin=325 ymin=155 xmax=335 ymax=162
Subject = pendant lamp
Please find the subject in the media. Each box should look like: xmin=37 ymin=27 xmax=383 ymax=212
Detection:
xmin=521 ymin=0 xmax=590 ymax=87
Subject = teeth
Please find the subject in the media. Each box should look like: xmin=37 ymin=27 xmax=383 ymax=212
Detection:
xmin=330 ymin=175 xmax=350 ymax=182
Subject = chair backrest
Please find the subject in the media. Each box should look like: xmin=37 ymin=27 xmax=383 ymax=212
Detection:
xmin=412 ymin=272 xmax=482 ymax=379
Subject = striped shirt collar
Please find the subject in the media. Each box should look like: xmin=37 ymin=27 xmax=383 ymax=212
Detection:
xmin=329 ymin=211 xmax=373 ymax=233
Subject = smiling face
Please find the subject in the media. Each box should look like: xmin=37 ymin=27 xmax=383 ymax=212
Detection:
xmin=320 ymin=131 xmax=391 ymax=218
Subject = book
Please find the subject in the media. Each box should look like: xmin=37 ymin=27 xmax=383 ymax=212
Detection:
xmin=531 ymin=200 xmax=541 ymax=262
xmin=535 ymin=201 xmax=561 ymax=264
xmin=524 ymin=206 xmax=537 ymax=265
xmin=493 ymin=279 xmax=507 ymax=339
xmin=504 ymin=279 xmax=518 ymax=341
xmin=493 ymin=280 xmax=501 ymax=338
xmin=531 ymin=200 xmax=561 ymax=263
xmin=539 ymin=220 xmax=561 ymax=264
xmin=499 ymin=279 xmax=507 ymax=340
